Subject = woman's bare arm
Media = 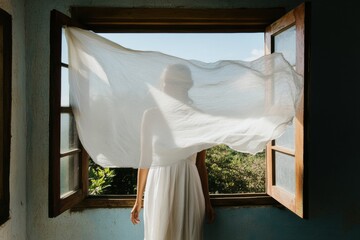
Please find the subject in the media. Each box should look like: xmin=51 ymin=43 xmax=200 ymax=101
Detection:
xmin=131 ymin=109 xmax=154 ymax=224
xmin=130 ymin=168 xmax=149 ymax=224
xmin=196 ymin=150 xmax=215 ymax=223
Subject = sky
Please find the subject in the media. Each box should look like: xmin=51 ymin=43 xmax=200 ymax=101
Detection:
xmin=62 ymin=31 xmax=264 ymax=65
xmin=100 ymin=33 xmax=264 ymax=63
xmin=61 ymin=32 xmax=264 ymax=106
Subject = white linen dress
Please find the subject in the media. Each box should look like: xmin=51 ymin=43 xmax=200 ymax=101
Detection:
xmin=143 ymin=154 xmax=205 ymax=240
xmin=141 ymin=108 xmax=205 ymax=240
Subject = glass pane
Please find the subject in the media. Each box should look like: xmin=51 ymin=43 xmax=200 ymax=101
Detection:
xmin=274 ymin=151 xmax=295 ymax=194
xmin=274 ymin=25 xmax=296 ymax=67
xmin=61 ymin=28 xmax=68 ymax=64
xmin=274 ymin=25 xmax=296 ymax=149
xmin=60 ymin=113 xmax=79 ymax=153
xmin=276 ymin=119 xmax=295 ymax=150
xmin=61 ymin=67 xmax=69 ymax=107
xmin=60 ymin=154 xmax=80 ymax=198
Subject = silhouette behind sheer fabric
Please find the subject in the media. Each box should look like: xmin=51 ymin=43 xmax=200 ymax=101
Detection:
xmin=161 ymin=64 xmax=193 ymax=103
xmin=132 ymin=64 xmax=214 ymax=240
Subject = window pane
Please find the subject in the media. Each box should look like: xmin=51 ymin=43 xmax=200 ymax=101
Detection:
xmin=274 ymin=151 xmax=295 ymax=194
xmin=274 ymin=25 xmax=296 ymax=150
xmin=61 ymin=28 xmax=68 ymax=64
xmin=61 ymin=67 xmax=69 ymax=107
xmin=60 ymin=154 xmax=80 ymax=198
xmin=274 ymin=25 xmax=296 ymax=67
xmin=60 ymin=113 xmax=79 ymax=153
xmin=276 ymin=119 xmax=295 ymax=150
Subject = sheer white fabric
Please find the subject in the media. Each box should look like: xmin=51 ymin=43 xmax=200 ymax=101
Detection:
xmin=65 ymin=27 xmax=303 ymax=169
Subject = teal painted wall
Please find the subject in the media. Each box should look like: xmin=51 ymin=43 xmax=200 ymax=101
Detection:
xmin=0 ymin=0 xmax=27 ymax=239
xmin=21 ymin=0 xmax=360 ymax=239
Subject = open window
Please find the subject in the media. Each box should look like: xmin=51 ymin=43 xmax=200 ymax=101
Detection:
xmin=0 ymin=8 xmax=12 ymax=225
xmin=49 ymin=3 xmax=309 ymax=218
xmin=265 ymin=3 xmax=309 ymax=218
xmin=49 ymin=11 xmax=89 ymax=217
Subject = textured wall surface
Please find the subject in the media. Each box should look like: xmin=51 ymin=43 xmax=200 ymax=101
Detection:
xmin=0 ymin=0 xmax=27 ymax=240
xmin=3 ymin=0 xmax=360 ymax=239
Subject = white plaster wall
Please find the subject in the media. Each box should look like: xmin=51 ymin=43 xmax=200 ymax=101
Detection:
xmin=0 ymin=0 xmax=27 ymax=239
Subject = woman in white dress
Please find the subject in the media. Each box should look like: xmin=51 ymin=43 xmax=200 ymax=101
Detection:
xmin=130 ymin=64 xmax=215 ymax=240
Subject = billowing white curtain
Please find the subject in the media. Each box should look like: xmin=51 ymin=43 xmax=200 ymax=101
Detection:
xmin=65 ymin=27 xmax=303 ymax=168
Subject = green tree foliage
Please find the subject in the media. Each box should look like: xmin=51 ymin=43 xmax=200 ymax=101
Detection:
xmin=88 ymin=145 xmax=265 ymax=195
xmin=205 ymin=145 xmax=265 ymax=194
xmin=105 ymin=168 xmax=137 ymax=195
xmin=88 ymin=159 xmax=116 ymax=195
xmin=88 ymin=158 xmax=137 ymax=195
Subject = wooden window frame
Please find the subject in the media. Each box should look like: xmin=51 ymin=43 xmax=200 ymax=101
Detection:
xmin=0 ymin=8 xmax=12 ymax=226
xmin=49 ymin=11 xmax=89 ymax=218
xmin=265 ymin=3 xmax=309 ymax=218
xmin=70 ymin=7 xmax=285 ymax=209
xmin=50 ymin=5 xmax=309 ymax=216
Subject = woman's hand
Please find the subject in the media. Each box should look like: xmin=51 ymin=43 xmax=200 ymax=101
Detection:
xmin=130 ymin=201 xmax=142 ymax=225
xmin=205 ymin=203 xmax=216 ymax=224
xmin=131 ymin=168 xmax=149 ymax=225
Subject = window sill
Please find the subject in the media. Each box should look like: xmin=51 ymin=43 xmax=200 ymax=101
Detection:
xmin=71 ymin=193 xmax=279 ymax=212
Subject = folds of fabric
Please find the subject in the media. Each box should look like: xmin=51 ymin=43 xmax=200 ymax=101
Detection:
xmin=65 ymin=27 xmax=303 ymax=168
xmin=144 ymin=154 xmax=205 ymax=240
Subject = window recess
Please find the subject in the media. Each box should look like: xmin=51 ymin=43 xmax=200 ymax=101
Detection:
xmin=49 ymin=3 xmax=309 ymax=218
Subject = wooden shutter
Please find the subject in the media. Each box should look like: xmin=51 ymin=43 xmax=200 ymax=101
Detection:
xmin=49 ymin=10 xmax=89 ymax=218
xmin=265 ymin=3 xmax=309 ymax=218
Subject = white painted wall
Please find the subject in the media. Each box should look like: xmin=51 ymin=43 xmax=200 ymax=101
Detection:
xmin=0 ymin=0 xmax=27 ymax=239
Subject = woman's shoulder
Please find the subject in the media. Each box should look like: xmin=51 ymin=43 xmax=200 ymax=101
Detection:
xmin=141 ymin=107 xmax=163 ymax=126
xmin=143 ymin=107 xmax=160 ymax=118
